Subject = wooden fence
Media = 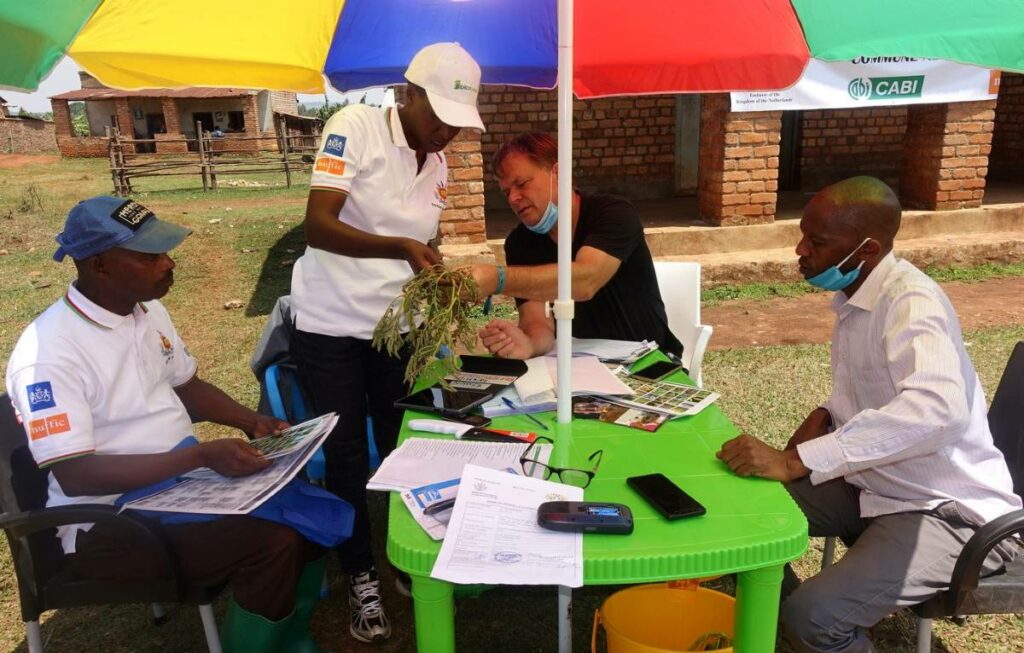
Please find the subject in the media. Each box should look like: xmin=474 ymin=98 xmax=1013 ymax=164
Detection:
xmin=107 ymin=118 xmax=318 ymax=195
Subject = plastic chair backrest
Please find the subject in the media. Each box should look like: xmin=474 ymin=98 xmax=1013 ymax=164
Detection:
xmin=653 ymin=261 xmax=713 ymax=385
xmin=0 ymin=395 xmax=49 ymax=516
xmin=988 ymin=341 xmax=1024 ymax=498
xmin=263 ymin=365 xmax=380 ymax=473
xmin=265 ymin=363 xmax=311 ymax=424
xmin=0 ymin=394 xmax=67 ymax=615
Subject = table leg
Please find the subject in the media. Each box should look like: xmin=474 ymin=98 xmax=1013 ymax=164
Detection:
xmin=411 ymin=574 xmax=456 ymax=653
xmin=734 ymin=564 xmax=784 ymax=653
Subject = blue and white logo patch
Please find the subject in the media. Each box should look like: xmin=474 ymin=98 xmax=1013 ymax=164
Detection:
xmin=323 ymin=135 xmax=347 ymax=158
xmin=26 ymin=382 xmax=56 ymax=412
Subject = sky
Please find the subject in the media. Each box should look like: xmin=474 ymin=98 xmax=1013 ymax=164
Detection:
xmin=2 ymin=57 xmax=385 ymax=113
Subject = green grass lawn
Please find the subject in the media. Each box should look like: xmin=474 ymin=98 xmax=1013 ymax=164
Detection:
xmin=1 ymin=158 xmax=1022 ymax=652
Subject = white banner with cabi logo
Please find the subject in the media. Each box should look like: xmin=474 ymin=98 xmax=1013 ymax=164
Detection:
xmin=730 ymin=57 xmax=999 ymax=112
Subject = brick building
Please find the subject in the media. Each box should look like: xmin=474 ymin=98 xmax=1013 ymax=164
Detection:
xmin=0 ymin=97 xmax=57 ymax=154
xmin=437 ymin=73 xmax=1024 ymax=246
xmin=50 ymin=73 xmax=315 ymax=157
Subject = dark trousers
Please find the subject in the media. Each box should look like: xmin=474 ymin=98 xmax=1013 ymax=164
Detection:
xmin=70 ymin=516 xmax=322 ymax=620
xmin=290 ymin=328 xmax=409 ymax=574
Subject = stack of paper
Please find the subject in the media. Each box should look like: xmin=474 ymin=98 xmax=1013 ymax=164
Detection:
xmin=480 ymin=385 xmax=556 ymax=417
xmin=547 ymin=338 xmax=658 ymax=363
xmin=520 ymin=355 xmax=632 ymax=402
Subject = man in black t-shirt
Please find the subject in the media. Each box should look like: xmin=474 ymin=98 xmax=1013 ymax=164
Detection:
xmin=470 ymin=132 xmax=681 ymax=359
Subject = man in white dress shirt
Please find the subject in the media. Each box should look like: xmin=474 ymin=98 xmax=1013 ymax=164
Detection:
xmin=717 ymin=176 xmax=1020 ymax=653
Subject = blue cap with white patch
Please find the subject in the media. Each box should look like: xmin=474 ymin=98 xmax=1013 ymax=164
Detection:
xmin=53 ymin=196 xmax=192 ymax=262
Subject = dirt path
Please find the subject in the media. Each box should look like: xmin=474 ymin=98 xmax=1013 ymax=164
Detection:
xmin=704 ymin=276 xmax=1024 ymax=350
xmin=0 ymin=154 xmax=60 ymax=168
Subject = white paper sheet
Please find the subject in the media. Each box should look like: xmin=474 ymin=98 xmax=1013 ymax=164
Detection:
xmin=513 ymin=356 xmax=556 ymax=404
xmin=430 ymin=464 xmax=584 ymax=587
xmin=544 ymin=355 xmax=633 ymax=396
xmin=366 ymin=438 xmax=550 ymax=492
xmin=546 ymin=338 xmax=658 ymax=363
xmin=512 ymin=355 xmax=633 ymax=405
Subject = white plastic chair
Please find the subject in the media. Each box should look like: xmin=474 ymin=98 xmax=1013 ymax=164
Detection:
xmin=652 ymin=261 xmax=713 ymax=387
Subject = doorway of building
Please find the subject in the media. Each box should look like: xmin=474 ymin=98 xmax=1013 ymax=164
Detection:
xmin=778 ymin=110 xmax=802 ymax=192
xmin=674 ymin=95 xmax=701 ymax=195
xmin=192 ymin=112 xmax=215 ymax=133
xmin=145 ymin=113 xmax=166 ymax=136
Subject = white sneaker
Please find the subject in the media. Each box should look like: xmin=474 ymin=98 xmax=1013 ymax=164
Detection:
xmin=349 ymin=568 xmax=392 ymax=643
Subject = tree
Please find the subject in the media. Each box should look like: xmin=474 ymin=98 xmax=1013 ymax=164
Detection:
xmin=17 ymin=108 xmax=53 ymax=121
xmin=69 ymin=102 xmax=89 ymax=136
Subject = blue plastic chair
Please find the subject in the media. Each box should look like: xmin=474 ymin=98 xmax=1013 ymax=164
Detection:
xmin=263 ymin=363 xmax=381 ymax=481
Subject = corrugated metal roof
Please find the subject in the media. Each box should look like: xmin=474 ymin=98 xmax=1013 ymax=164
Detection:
xmin=51 ymin=87 xmax=258 ymax=101
xmin=276 ymin=111 xmax=322 ymax=122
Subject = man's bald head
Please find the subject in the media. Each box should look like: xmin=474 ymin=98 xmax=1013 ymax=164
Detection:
xmin=807 ymin=176 xmax=902 ymax=248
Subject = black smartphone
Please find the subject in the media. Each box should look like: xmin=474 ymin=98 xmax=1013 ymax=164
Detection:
xmin=626 ymin=473 xmax=706 ymax=520
xmin=630 ymin=360 xmax=682 ymax=382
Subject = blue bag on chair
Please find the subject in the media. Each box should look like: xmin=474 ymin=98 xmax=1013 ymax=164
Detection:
xmin=115 ymin=437 xmax=355 ymax=548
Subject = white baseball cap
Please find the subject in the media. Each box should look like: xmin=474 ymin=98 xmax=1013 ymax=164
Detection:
xmin=405 ymin=42 xmax=486 ymax=132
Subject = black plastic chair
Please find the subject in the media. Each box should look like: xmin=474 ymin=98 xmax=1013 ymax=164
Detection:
xmin=909 ymin=341 xmax=1024 ymax=651
xmin=0 ymin=394 xmax=224 ymax=652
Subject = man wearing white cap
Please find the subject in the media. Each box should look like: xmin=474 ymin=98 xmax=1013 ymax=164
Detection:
xmin=289 ymin=42 xmax=485 ymax=643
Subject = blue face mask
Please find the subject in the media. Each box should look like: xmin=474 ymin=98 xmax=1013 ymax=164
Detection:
xmin=526 ymin=172 xmax=558 ymax=235
xmin=805 ymin=238 xmax=871 ymax=291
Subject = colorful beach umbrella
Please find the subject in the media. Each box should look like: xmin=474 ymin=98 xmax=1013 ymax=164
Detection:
xmin=4 ymin=0 xmax=1024 ymax=96
xmin=2 ymin=0 xmax=809 ymax=95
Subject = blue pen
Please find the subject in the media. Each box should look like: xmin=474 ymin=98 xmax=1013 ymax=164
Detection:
xmin=501 ymin=397 xmax=549 ymax=431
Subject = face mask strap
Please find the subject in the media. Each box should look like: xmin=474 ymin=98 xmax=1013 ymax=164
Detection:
xmin=836 ymin=237 xmax=872 ymax=269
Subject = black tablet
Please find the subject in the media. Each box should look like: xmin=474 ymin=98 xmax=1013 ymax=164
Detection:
xmin=394 ymin=386 xmax=493 ymax=417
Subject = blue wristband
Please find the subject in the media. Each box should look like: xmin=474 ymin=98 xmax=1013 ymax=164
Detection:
xmin=495 ymin=265 xmax=506 ymax=294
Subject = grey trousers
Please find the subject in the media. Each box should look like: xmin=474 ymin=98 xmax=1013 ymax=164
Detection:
xmin=781 ymin=477 xmax=1017 ymax=653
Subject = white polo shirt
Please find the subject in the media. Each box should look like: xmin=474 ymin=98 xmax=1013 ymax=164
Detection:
xmin=291 ymin=104 xmax=449 ymax=338
xmin=5 ymin=284 xmax=197 ymax=553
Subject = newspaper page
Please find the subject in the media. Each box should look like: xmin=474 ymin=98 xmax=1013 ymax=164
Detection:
xmin=121 ymin=413 xmax=337 ymax=515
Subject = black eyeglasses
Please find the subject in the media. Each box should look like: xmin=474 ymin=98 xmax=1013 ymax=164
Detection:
xmin=519 ymin=436 xmax=603 ymax=489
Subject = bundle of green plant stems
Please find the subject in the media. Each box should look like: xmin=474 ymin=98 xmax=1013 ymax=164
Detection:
xmin=373 ymin=265 xmax=479 ymax=387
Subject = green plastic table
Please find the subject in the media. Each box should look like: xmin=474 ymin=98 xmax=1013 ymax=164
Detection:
xmin=387 ymin=369 xmax=808 ymax=652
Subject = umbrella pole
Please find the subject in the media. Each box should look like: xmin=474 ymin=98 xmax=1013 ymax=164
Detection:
xmin=555 ymin=0 xmax=574 ymax=429
xmin=556 ymin=1 xmax=575 ymax=652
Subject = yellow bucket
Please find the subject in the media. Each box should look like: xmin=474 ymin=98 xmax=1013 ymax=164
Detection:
xmin=592 ymin=581 xmax=735 ymax=652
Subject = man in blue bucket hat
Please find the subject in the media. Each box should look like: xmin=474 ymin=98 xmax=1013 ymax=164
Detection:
xmin=7 ymin=196 xmax=345 ymax=652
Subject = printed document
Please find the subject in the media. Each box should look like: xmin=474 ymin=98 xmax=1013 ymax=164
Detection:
xmin=366 ymin=437 xmax=550 ymax=492
xmin=430 ymin=464 xmax=584 ymax=587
